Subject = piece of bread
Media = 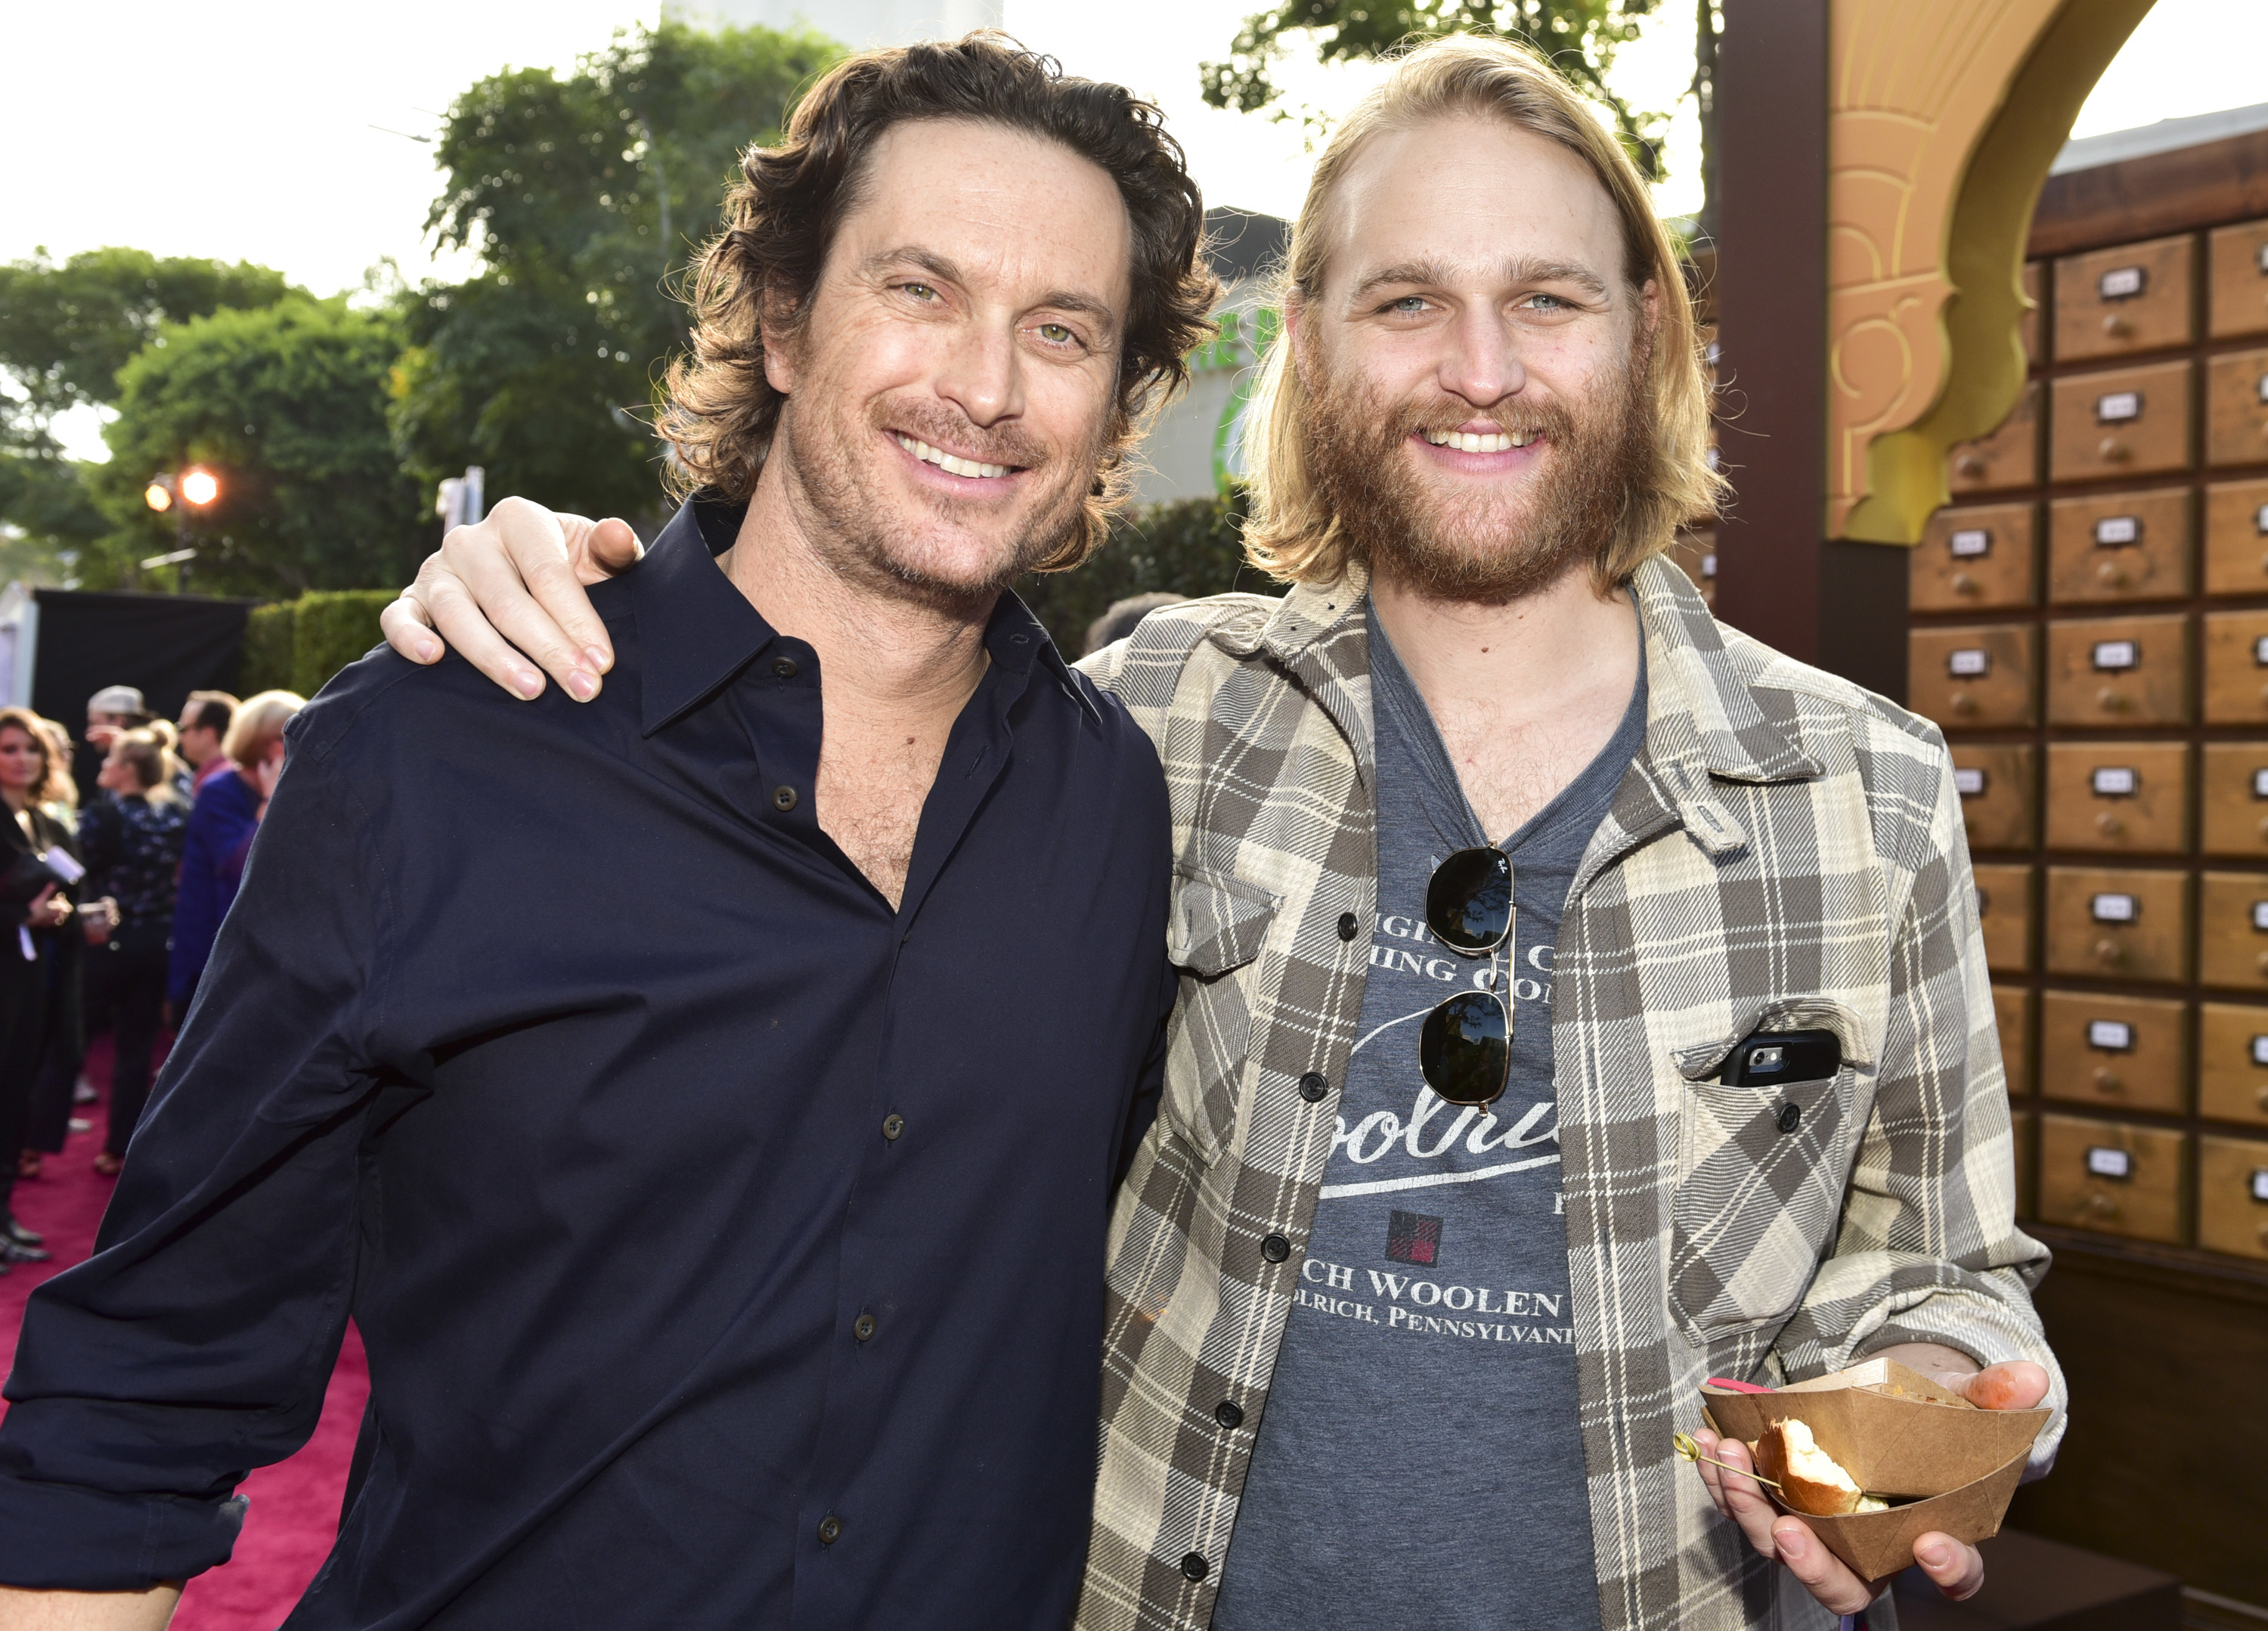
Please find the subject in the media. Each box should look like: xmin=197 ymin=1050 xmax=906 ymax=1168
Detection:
xmin=1754 ymin=1418 xmax=1866 ymax=1517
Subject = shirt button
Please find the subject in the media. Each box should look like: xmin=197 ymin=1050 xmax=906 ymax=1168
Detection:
xmin=854 ymin=1313 xmax=877 ymax=1342
xmin=1777 ymin=1103 xmax=1802 ymax=1135
xmin=772 ymin=786 xmax=798 ymax=812
xmin=818 ymin=1515 xmax=842 ymax=1546
xmin=882 ymin=1113 xmax=905 ymax=1141
xmin=1181 ymin=1552 xmax=1210 ymax=1583
xmin=1298 ymin=1071 xmax=1328 ymax=1102
xmin=772 ymin=656 xmax=798 ymax=679
xmin=1337 ymin=912 xmax=1359 ymax=942
xmin=1260 ymin=1233 xmax=1291 ymax=1264
xmin=1214 ymin=1400 xmax=1244 ymax=1429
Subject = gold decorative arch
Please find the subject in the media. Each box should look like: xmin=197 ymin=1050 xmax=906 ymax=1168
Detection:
xmin=1827 ymin=0 xmax=2158 ymax=544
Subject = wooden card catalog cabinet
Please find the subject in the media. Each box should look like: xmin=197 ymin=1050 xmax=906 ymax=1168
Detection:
xmin=2021 ymin=261 xmax=2043 ymax=364
xmin=2196 ymin=1136 xmax=2268 ymax=1260
xmin=2208 ymin=219 xmax=2268 ymax=341
xmin=2206 ymin=346 xmax=2268 ymax=468
xmin=2055 ymin=236 xmax=2194 ymax=361
xmin=1913 ymin=504 xmax=2036 ymax=611
xmin=2039 ymin=1114 xmax=2185 ymax=1243
xmin=2203 ymin=478 xmax=2268 ymax=595
xmin=2045 ymin=614 xmax=2190 ymax=725
xmin=2200 ymin=743 xmax=2268 ymax=856
xmin=1909 ymin=625 xmax=2036 ymax=728
xmin=2014 ymin=1110 xmax=2037 ymax=1220
xmin=2195 ymin=871 xmax=2268 ymax=990
xmin=2050 ymin=361 xmax=2194 ymax=483
xmin=2043 ymin=743 xmax=2189 ymax=854
xmin=2037 ymin=991 xmax=2186 ymax=1112
xmin=2201 ymin=610 xmax=2268 ymax=723
xmin=1951 ymin=744 xmax=2037 ymax=850
xmin=1973 ymin=864 xmax=2035 ymax=973
xmin=2043 ymin=867 xmax=2189 ymax=983
xmin=2047 ymin=488 xmax=2190 ymax=603
xmin=1994 ymin=983 xmax=2034 ymax=1096
xmin=2196 ymin=1003 xmax=2268 ymax=1127
xmin=1948 ymin=380 xmax=2042 ymax=495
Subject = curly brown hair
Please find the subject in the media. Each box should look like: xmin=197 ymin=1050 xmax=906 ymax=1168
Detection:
xmin=660 ymin=32 xmax=1219 ymax=572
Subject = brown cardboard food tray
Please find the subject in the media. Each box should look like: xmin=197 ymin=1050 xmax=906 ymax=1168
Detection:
xmin=1699 ymin=1360 xmax=2052 ymax=1582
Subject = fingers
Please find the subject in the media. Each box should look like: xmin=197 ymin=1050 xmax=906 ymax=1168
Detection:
xmin=1913 ymin=1531 xmax=1986 ymax=1602
xmin=1959 ymin=1360 xmax=2050 ymax=1412
xmin=1771 ymin=1518 xmax=1876 ymax=1614
xmin=586 ymin=517 xmax=644 ymax=581
xmin=380 ymin=581 xmax=442 ymax=665
xmin=414 ymin=557 xmax=549 ymax=701
xmin=1691 ymin=1432 xmax=1783 ymax=1558
xmin=438 ymin=498 xmax=606 ymax=699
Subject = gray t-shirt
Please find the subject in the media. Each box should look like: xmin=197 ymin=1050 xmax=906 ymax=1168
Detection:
xmin=1210 ymin=603 xmax=1646 ymax=1631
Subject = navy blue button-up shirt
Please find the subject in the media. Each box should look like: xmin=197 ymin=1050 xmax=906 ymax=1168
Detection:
xmin=0 ymin=499 xmax=1176 ymax=1629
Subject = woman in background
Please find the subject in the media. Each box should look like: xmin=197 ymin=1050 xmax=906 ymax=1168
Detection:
xmin=0 ymin=709 xmax=78 ymax=1260
xmin=167 ymin=690 xmax=302 ymax=1023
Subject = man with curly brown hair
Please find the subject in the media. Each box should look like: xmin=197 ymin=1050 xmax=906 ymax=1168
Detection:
xmin=0 ymin=36 xmax=1214 ymax=1631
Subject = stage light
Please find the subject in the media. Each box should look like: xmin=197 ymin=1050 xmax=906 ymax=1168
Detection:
xmin=144 ymin=480 xmax=174 ymax=513
xmin=180 ymin=467 xmax=221 ymax=507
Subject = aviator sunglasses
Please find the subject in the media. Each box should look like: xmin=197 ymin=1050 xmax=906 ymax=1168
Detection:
xmin=1419 ymin=846 xmax=1515 ymax=1107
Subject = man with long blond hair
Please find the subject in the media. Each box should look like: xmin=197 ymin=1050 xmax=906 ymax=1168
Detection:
xmin=384 ymin=31 xmax=2060 ymax=1631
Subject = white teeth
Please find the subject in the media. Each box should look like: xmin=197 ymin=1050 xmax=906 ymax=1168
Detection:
xmin=895 ymin=433 xmax=1009 ymax=479
xmin=1421 ymin=429 xmax=1532 ymax=452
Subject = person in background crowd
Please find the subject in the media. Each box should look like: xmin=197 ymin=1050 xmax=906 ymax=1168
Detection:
xmin=74 ymin=730 xmax=190 ymax=1179
xmin=17 ymin=718 xmax=97 ymax=1181
xmin=173 ymin=692 xmax=237 ymax=796
xmin=166 ymin=692 xmax=298 ymax=1022
xmin=1081 ymin=591 xmax=1185 ymax=659
xmin=76 ymin=687 xmax=150 ymax=806
xmin=0 ymin=709 xmax=79 ymax=1265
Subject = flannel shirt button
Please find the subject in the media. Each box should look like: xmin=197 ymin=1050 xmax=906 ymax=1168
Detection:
xmin=1214 ymin=1400 xmax=1244 ymax=1429
xmin=1260 ymin=1233 xmax=1291 ymax=1264
xmin=1776 ymin=1102 xmax=1802 ymax=1134
xmin=1337 ymin=912 xmax=1359 ymax=941
xmin=1298 ymin=1071 xmax=1328 ymax=1102
xmin=817 ymin=1515 xmax=841 ymax=1545
xmin=1181 ymin=1552 xmax=1210 ymax=1582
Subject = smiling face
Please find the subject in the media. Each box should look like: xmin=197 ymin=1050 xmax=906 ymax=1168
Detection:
xmin=761 ymin=118 xmax=1132 ymax=609
xmin=0 ymin=726 xmax=45 ymax=798
xmin=1292 ymin=114 xmax=1658 ymax=603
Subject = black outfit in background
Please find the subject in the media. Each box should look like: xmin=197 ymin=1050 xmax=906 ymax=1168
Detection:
xmin=0 ymin=498 xmax=1177 ymax=1631
xmin=0 ymin=805 xmax=79 ymax=1218
xmin=75 ymin=791 xmax=189 ymax=1155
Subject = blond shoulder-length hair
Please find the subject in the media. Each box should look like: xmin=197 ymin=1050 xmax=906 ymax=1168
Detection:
xmin=1241 ymin=34 xmax=1721 ymax=589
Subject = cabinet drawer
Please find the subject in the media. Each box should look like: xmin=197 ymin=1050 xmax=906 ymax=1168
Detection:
xmin=2198 ymin=1136 xmax=2268 ymax=1260
xmin=2209 ymin=219 xmax=2268 ymax=340
xmin=2050 ymin=361 xmax=2194 ymax=483
xmin=1913 ymin=503 xmax=2036 ymax=611
xmin=2197 ymin=1003 xmax=2268 ymax=1127
xmin=2014 ymin=1109 xmax=2036 ymax=1220
xmin=2045 ymin=614 xmax=2190 ymax=726
xmin=2022 ymin=261 xmax=2044 ymax=364
xmin=2043 ymin=867 xmax=2189 ymax=983
xmin=2046 ymin=488 xmax=2190 ymax=603
xmin=2043 ymin=742 xmax=2189 ymax=854
xmin=2199 ymin=743 xmax=2268 ymax=857
xmin=2202 ymin=478 xmax=2268 ymax=595
xmin=2201 ymin=610 xmax=2268 ymax=724
xmin=1952 ymin=744 xmax=2037 ymax=851
xmin=2196 ymin=870 xmax=2268 ymax=990
xmin=2055 ymin=235 xmax=2195 ymax=361
xmin=2038 ymin=1114 xmax=2185 ymax=1243
xmin=1949 ymin=380 xmax=2042 ymax=495
xmin=2037 ymin=989 xmax=2186 ymax=1112
xmin=1994 ymin=983 xmax=2034 ymax=1096
xmin=2206 ymin=346 xmax=2268 ymax=469
xmin=1974 ymin=864 xmax=2036 ymax=974
xmin=1910 ymin=625 xmax=2037 ymax=729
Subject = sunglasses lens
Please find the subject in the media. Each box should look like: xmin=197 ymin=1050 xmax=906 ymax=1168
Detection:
xmin=1427 ymin=847 xmax=1512 ymax=953
xmin=1420 ymin=991 xmax=1510 ymax=1107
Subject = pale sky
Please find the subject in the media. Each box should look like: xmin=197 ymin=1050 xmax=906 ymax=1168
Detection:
xmin=9 ymin=0 xmax=2266 ymax=461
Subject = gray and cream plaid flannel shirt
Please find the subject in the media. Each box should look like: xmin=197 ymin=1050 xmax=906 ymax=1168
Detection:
xmin=1073 ymin=556 xmax=2065 ymax=1631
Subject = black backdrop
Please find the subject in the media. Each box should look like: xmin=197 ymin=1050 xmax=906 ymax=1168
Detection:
xmin=29 ymin=589 xmax=257 ymax=799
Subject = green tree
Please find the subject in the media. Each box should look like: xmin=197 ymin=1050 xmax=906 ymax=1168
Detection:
xmin=85 ymin=299 xmax=426 ymax=595
xmin=1016 ymin=488 xmax=1254 ymax=656
xmin=392 ymin=20 xmax=844 ymax=529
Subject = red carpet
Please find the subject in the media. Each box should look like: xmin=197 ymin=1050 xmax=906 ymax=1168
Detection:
xmin=0 ymin=1034 xmax=368 ymax=1630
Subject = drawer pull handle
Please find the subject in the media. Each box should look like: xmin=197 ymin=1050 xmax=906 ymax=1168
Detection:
xmin=2255 ymin=949 xmax=2268 ymax=975
xmin=2096 ymin=687 xmax=2127 ymax=712
xmin=1951 ymin=572 xmax=1978 ymax=595
xmin=1950 ymin=693 xmax=1977 ymax=716
xmin=2081 ymin=1192 xmax=2121 ymax=1220
xmin=2096 ymin=812 xmax=2124 ymax=838
xmin=2099 ymin=438 xmax=2131 ymax=462
xmin=2092 ymin=1067 xmax=2122 ymax=1093
xmin=2093 ymin=938 xmax=2124 ymax=966
xmin=2254 ymin=814 xmax=2268 ymax=842
xmin=1957 ymin=454 xmax=1987 ymax=478
xmin=2102 ymin=314 xmax=2132 ymax=338
xmin=2095 ymin=560 xmax=2129 ymax=587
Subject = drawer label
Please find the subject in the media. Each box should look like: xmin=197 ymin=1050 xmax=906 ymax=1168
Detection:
xmin=2253 ymin=1168 xmax=2268 ymax=1204
xmin=1954 ymin=767 xmax=1987 ymax=797
xmin=1700 ymin=552 xmax=1717 ymax=579
xmin=2090 ymin=765 xmax=2137 ymax=797
xmin=2095 ymin=390 xmax=2142 ymax=424
xmin=2256 ymin=635 xmax=2268 ymax=667
xmin=2091 ymin=640 xmax=2138 ymax=671
xmin=2256 ymin=502 xmax=2268 ymax=536
xmin=2253 ymin=1033 xmax=2268 ymax=1066
xmin=2259 ymin=241 xmax=2268 ymax=275
xmin=2254 ymin=767 xmax=2268 ymax=799
xmin=2086 ymin=1019 xmax=2133 ymax=1051
xmin=2090 ymin=892 xmax=2137 ymax=923
xmin=2086 ymin=1146 xmax=2133 ymax=1180
xmin=2253 ymin=901 xmax=2268 ymax=932
xmin=1949 ymin=528 xmax=1991 ymax=558
xmin=2258 ymin=374 xmax=2268 ymax=406
xmin=2097 ymin=265 xmax=2145 ymax=300
xmin=2093 ymin=515 xmax=2139 ymax=547
xmin=1947 ymin=648 xmax=1990 ymax=677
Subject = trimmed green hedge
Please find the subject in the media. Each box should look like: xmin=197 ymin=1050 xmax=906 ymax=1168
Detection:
xmin=238 ymin=590 xmax=399 ymax=698
xmin=1016 ymin=487 xmax=1262 ymax=659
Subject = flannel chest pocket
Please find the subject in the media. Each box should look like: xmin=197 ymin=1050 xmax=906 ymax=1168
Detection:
xmin=1162 ymin=867 xmax=1280 ymax=1162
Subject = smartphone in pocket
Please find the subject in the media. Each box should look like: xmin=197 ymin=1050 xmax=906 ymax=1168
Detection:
xmin=1719 ymin=1029 xmax=1842 ymax=1086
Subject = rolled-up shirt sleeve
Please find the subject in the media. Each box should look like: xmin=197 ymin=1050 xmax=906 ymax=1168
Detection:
xmin=0 ymin=732 xmax=391 ymax=1590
